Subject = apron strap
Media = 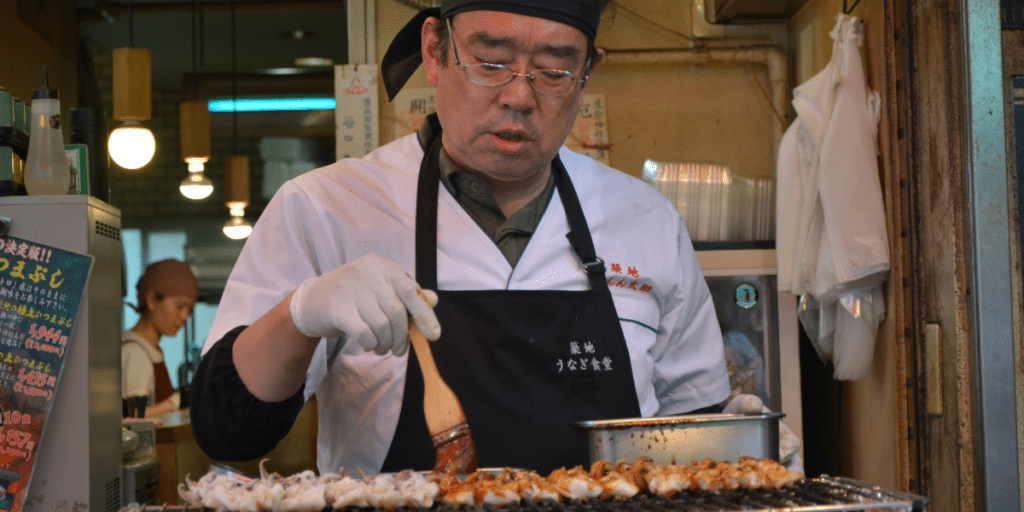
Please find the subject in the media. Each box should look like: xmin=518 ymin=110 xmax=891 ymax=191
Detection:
xmin=550 ymin=160 xmax=610 ymax=295
xmin=414 ymin=122 xmax=445 ymax=290
xmin=414 ymin=114 xmax=610 ymax=294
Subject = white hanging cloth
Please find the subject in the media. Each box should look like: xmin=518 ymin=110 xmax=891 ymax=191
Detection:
xmin=776 ymin=14 xmax=889 ymax=380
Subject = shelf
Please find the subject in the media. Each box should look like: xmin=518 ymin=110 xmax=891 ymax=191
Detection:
xmin=694 ymin=247 xmax=777 ymax=277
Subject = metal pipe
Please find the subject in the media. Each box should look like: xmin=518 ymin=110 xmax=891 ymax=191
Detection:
xmin=603 ymin=46 xmax=789 ymax=157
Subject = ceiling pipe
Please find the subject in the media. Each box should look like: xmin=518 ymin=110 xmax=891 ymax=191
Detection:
xmin=603 ymin=46 xmax=789 ymax=158
xmin=692 ymin=0 xmax=790 ymax=55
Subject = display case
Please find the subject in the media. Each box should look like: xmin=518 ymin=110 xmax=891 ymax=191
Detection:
xmin=695 ymin=247 xmax=802 ymax=452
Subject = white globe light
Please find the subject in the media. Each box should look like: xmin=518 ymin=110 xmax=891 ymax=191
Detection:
xmin=108 ymin=121 xmax=156 ymax=169
xmin=222 ymin=216 xmax=253 ymax=240
xmin=179 ymin=172 xmax=214 ymax=200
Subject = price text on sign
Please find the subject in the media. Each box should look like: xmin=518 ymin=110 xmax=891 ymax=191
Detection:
xmin=0 ymin=235 xmax=93 ymax=512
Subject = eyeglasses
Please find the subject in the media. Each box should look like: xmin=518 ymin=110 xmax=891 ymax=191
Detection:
xmin=445 ymin=18 xmax=589 ymax=96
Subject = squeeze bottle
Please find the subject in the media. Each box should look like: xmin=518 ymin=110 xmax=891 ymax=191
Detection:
xmin=24 ymin=67 xmax=70 ymax=196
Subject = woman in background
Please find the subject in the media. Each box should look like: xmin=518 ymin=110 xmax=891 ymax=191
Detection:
xmin=121 ymin=259 xmax=198 ymax=419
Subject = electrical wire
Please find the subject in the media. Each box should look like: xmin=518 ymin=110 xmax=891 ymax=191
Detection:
xmin=199 ymin=3 xmax=205 ymax=71
xmin=743 ymin=64 xmax=785 ymax=126
xmin=230 ymin=0 xmax=238 ymax=153
xmin=606 ymin=1 xmax=784 ymax=125
xmin=191 ymin=0 xmax=198 ymax=101
xmin=128 ymin=0 xmax=134 ymax=47
xmin=609 ymin=0 xmax=695 ymax=45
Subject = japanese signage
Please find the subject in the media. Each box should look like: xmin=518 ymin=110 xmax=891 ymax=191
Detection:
xmin=0 ymin=236 xmax=93 ymax=512
xmin=566 ymin=93 xmax=611 ymax=166
xmin=335 ymin=64 xmax=380 ymax=159
xmin=392 ymin=87 xmax=437 ymax=139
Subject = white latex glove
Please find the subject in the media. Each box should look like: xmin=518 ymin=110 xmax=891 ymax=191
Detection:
xmin=723 ymin=394 xmax=802 ymax=466
xmin=289 ymin=253 xmax=440 ymax=356
xmin=722 ymin=393 xmax=766 ymax=415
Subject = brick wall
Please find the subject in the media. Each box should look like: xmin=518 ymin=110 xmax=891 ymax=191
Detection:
xmin=90 ymin=43 xmax=266 ymax=231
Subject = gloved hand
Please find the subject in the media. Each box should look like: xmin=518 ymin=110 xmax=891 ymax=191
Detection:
xmin=289 ymin=253 xmax=441 ymax=356
xmin=723 ymin=394 xmax=802 ymax=468
xmin=722 ymin=393 xmax=766 ymax=415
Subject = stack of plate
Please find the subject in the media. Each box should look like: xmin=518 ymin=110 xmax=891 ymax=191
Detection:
xmin=641 ymin=160 xmax=775 ymax=242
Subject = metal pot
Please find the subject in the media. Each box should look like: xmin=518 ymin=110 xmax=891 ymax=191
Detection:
xmin=575 ymin=412 xmax=783 ymax=465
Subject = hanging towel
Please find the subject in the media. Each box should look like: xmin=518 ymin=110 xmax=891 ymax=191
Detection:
xmin=776 ymin=14 xmax=889 ymax=380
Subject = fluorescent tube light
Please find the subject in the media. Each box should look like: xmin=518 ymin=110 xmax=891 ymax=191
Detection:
xmin=208 ymin=97 xmax=335 ymax=112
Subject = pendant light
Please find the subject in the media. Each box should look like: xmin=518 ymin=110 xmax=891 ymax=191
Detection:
xmin=179 ymin=0 xmax=213 ymax=200
xmin=108 ymin=0 xmax=156 ymax=170
xmin=223 ymin=155 xmax=251 ymax=239
xmin=222 ymin=0 xmax=252 ymax=240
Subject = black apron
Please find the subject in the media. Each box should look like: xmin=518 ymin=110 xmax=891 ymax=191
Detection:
xmin=381 ymin=124 xmax=642 ymax=474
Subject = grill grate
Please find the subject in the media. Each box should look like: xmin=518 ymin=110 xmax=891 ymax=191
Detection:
xmin=122 ymin=476 xmax=927 ymax=512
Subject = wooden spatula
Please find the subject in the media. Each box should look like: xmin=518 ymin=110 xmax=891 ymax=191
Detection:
xmin=408 ymin=322 xmax=479 ymax=473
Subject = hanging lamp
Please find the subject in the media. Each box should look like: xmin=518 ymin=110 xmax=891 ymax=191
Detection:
xmin=180 ymin=0 xmax=213 ymax=200
xmin=222 ymin=0 xmax=252 ymax=239
xmin=108 ymin=0 xmax=156 ymax=170
xmin=223 ymin=155 xmax=251 ymax=239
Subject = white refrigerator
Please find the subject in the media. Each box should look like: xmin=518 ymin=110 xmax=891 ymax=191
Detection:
xmin=1 ymin=195 xmax=124 ymax=512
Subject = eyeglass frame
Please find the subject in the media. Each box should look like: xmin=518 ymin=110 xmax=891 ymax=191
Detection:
xmin=444 ymin=17 xmax=591 ymax=97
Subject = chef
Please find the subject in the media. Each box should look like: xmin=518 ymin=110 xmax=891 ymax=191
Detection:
xmin=190 ymin=0 xmax=732 ymax=475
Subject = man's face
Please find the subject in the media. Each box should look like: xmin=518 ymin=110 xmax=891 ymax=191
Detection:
xmin=422 ymin=11 xmax=602 ymax=186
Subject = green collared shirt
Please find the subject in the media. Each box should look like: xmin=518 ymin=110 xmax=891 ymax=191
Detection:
xmin=437 ymin=149 xmax=555 ymax=267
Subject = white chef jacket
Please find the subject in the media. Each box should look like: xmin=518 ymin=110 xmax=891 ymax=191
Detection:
xmin=202 ymin=134 xmax=731 ymax=474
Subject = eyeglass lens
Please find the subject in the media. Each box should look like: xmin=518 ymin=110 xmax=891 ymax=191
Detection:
xmin=446 ymin=18 xmax=584 ymax=96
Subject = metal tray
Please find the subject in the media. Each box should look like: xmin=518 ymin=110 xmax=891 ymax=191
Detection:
xmin=575 ymin=412 xmax=783 ymax=465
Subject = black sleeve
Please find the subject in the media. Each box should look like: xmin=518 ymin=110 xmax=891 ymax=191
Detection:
xmin=684 ymin=403 xmax=726 ymax=415
xmin=189 ymin=326 xmax=307 ymax=461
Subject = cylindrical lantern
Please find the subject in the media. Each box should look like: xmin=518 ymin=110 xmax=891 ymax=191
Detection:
xmin=223 ymin=155 xmax=252 ymax=239
xmin=112 ymin=47 xmax=151 ymax=121
xmin=180 ymin=101 xmax=210 ymax=161
xmin=178 ymin=101 xmax=213 ymax=199
xmin=223 ymin=155 xmax=250 ymax=206
xmin=110 ymin=46 xmax=154 ymax=169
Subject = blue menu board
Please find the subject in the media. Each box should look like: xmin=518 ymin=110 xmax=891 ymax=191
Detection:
xmin=0 ymin=235 xmax=93 ymax=512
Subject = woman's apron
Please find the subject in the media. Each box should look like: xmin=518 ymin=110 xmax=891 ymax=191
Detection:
xmin=382 ymin=125 xmax=641 ymax=474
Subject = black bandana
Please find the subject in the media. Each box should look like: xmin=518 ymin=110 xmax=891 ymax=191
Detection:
xmin=381 ymin=0 xmax=603 ymax=101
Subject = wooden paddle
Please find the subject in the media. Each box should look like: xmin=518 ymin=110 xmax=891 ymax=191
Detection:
xmin=408 ymin=322 xmax=479 ymax=473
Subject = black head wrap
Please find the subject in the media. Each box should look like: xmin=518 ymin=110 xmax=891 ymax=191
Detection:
xmin=381 ymin=0 xmax=603 ymax=101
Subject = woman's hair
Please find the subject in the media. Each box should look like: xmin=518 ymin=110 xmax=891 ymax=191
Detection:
xmin=128 ymin=293 xmax=164 ymax=315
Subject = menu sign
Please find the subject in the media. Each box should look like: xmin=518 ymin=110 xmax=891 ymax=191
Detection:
xmin=334 ymin=63 xmax=379 ymax=159
xmin=0 ymin=235 xmax=93 ymax=512
xmin=566 ymin=93 xmax=611 ymax=166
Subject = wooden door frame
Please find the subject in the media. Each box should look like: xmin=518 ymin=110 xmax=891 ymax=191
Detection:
xmin=896 ymin=1 xmax=1020 ymax=510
